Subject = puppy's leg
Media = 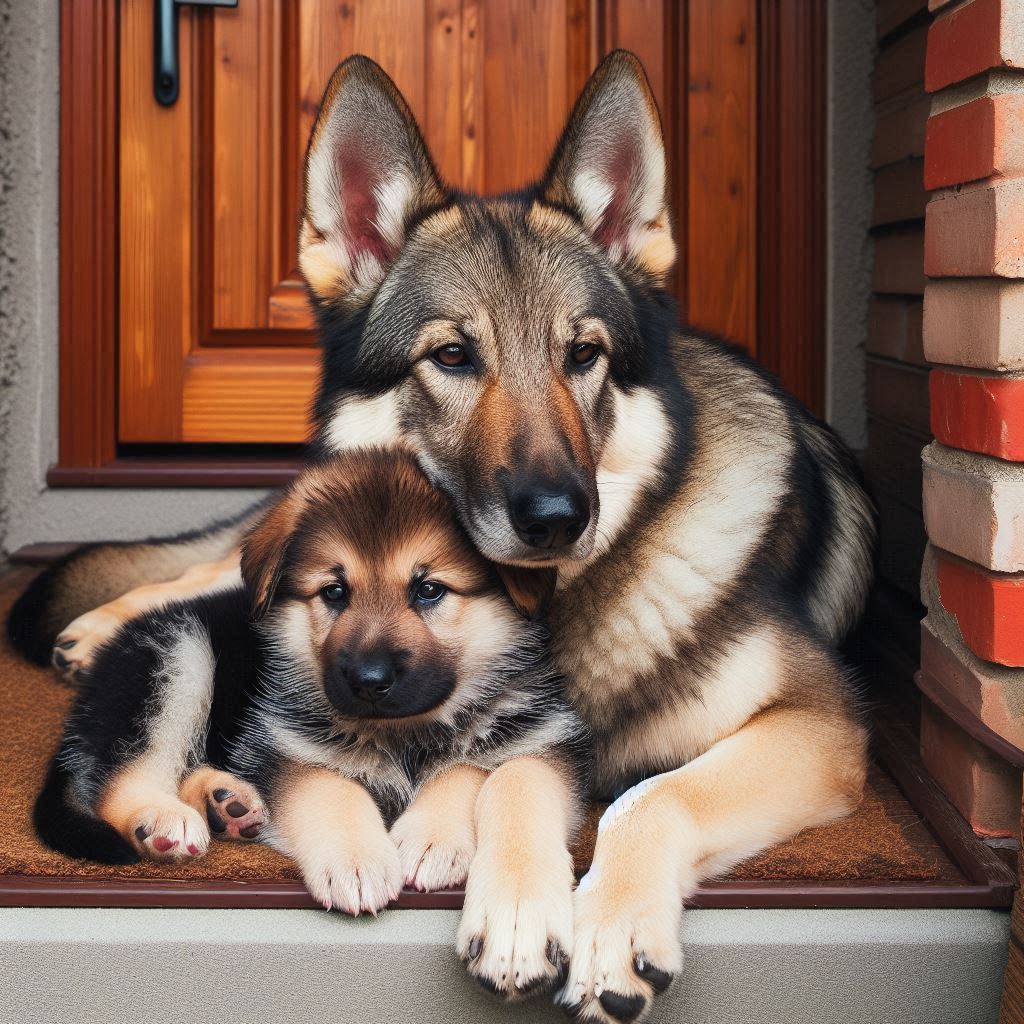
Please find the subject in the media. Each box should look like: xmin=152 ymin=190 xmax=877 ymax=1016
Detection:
xmin=457 ymin=756 xmax=580 ymax=1001
xmin=100 ymin=765 xmax=210 ymax=862
xmin=53 ymin=552 xmax=242 ymax=681
xmin=179 ymin=766 xmax=267 ymax=843
xmin=561 ymin=699 xmax=867 ymax=1023
xmin=391 ymin=764 xmax=487 ymax=892
xmin=92 ymin=615 xmax=218 ymax=863
xmin=272 ymin=765 xmax=401 ymax=916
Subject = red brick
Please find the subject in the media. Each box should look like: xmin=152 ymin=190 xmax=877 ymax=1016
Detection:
xmin=925 ymin=94 xmax=1024 ymax=189
xmin=868 ymin=296 xmax=926 ymax=364
xmin=874 ymin=227 xmax=927 ymax=294
xmin=923 ymin=443 xmax=1024 ymax=571
xmin=922 ymin=616 xmax=1024 ymax=750
xmin=925 ymin=180 xmax=1024 ymax=277
xmin=923 ymin=279 xmax=1024 ymax=370
xmin=930 ymin=369 xmax=1024 ymax=460
xmin=874 ymin=93 xmax=930 ymax=169
xmin=920 ymin=696 xmax=1021 ymax=836
xmin=937 ymin=551 xmax=1024 ymax=666
xmin=926 ymin=0 xmax=1024 ymax=92
xmin=873 ymin=158 xmax=928 ymax=225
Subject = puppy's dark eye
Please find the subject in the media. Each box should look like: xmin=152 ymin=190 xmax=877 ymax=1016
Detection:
xmin=432 ymin=343 xmax=471 ymax=369
xmin=570 ymin=342 xmax=600 ymax=368
xmin=414 ymin=580 xmax=447 ymax=604
xmin=320 ymin=582 xmax=347 ymax=605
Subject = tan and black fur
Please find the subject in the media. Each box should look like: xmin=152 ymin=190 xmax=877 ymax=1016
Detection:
xmin=34 ymin=449 xmax=588 ymax=998
xmin=11 ymin=52 xmax=875 ymax=1021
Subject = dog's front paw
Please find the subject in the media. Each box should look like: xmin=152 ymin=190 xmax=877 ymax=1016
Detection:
xmin=298 ymin=831 xmax=402 ymax=917
xmin=557 ymin=869 xmax=682 ymax=1023
xmin=457 ymin=845 xmax=574 ymax=1001
xmin=390 ymin=805 xmax=475 ymax=892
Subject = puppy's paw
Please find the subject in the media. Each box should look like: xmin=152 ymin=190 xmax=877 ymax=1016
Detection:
xmin=298 ymin=832 xmax=402 ymax=917
xmin=390 ymin=805 xmax=475 ymax=892
xmin=557 ymin=872 xmax=682 ymax=1023
xmin=52 ymin=606 xmax=126 ymax=681
xmin=457 ymin=845 xmax=574 ymax=1001
xmin=126 ymin=798 xmax=210 ymax=862
xmin=180 ymin=767 xmax=267 ymax=842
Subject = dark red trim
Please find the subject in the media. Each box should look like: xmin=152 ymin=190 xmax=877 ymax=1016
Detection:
xmin=757 ymin=0 xmax=827 ymax=415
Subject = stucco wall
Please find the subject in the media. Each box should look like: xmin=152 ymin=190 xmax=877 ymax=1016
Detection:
xmin=0 ymin=0 xmax=875 ymax=556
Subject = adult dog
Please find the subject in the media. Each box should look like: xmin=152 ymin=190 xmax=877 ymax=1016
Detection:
xmin=10 ymin=51 xmax=874 ymax=1022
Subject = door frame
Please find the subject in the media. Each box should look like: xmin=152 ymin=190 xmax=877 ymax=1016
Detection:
xmin=50 ymin=0 xmax=826 ymax=486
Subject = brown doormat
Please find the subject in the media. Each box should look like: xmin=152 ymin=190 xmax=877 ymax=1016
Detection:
xmin=0 ymin=564 xmax=1012 ymax=910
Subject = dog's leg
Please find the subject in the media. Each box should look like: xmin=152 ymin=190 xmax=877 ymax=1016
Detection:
xmin=457 ymin=756 xmax=580 ymax=1001
xmin=271 ymin=765 xmax=402 ymax=916
xmin=179 ymin=766 xmax=267 ymax=843
xmin=53 ymin=552 xmax=242 ymax=681
xmin=390 ymin=764 xmax=487 ymax=892
xmin=560 ymin=702 xmax=867 ymax=1023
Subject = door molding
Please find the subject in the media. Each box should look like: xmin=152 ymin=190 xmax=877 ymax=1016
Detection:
xmin=52 ymin=0 xmax=827 ymax=486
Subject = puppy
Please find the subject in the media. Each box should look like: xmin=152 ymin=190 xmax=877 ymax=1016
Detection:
xmin=35 ymin=448 xmax=589 ymax=997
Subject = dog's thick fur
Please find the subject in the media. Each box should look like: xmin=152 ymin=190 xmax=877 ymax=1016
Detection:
xmin=11 ymin=52 xmax=875 ymax=1021
xmin=35 ymin=449 xmax=588 ymax=997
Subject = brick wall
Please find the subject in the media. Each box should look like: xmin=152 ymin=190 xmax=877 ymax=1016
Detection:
xmin=917 ymin=0 xmax=1024 ymax=853
xmin=865 ymin=1 xmax=932 ymax=599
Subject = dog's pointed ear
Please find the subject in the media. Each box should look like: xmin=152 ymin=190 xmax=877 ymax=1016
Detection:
xmin=495 ymin=565 xmax=558 ymax=621
xmin=299 ymin=55 xmax=447 ymax=306
xmin=240 ymin=488 xmax=306 ymax=620
xmin=542 ymin=50 xmax=675 ymax=282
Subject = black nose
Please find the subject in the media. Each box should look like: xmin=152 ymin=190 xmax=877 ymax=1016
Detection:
xmin=509 ymin=483 xmax=590 ymax=550
xmin=348 ymin=654 xmax=397 ymax=704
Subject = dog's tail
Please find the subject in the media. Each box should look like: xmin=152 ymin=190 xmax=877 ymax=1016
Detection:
xmin=6 ymin=502 xmax=267 ymax=666
xmin=33 ymin=759 xmax=139 ymax=865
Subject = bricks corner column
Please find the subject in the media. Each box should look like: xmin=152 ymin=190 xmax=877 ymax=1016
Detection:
xmin=918 ymin=2 xmax=1024 ymax=1018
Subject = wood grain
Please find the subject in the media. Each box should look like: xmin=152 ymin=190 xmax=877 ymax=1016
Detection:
xmin=57 ymin=0 xmax=119 ymax=470
xmin=756 ymin=0 xmax=826 ymax=414
xmin=119 ymin=0 xmax=193 ymax=441
xmin=686 ymin=0 xmax=758 ymax=350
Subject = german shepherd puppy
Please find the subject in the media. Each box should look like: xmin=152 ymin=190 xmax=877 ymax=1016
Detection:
xmin=10 ymin=52 xmax=875 ymax=1021
xmin=35 ymin=448 xmax=588 ymax=997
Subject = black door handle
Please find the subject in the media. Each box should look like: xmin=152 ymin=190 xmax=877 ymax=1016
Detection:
xmin=154 ymin=0 xmax=239 ymax=107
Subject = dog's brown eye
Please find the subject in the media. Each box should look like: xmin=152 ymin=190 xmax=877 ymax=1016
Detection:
xmin=321 ymin=582 xmax=347 ymax=605
xmin=414 ymin=580 xmax=447 ymax=604
xmin=432 ymin=343 xmax=470 ymax=369
xmin=570 ymin=342 xmax=600 ymax=368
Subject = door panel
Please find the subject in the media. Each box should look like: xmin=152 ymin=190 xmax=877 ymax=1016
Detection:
xmin=118 ymin=0 xmax=759 ymax=445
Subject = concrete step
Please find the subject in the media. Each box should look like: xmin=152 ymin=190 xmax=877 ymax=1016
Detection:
xmin=0 ymin=906 xmax=1009 ymax=1024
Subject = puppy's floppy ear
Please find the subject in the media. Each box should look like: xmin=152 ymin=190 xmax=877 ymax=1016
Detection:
xmin=240 ymin=487 xmax=306 ymax=620
xmin=299 ymin=55 xmax=447 ymax=306
xmin=495 ymin=565 xmax=558 ymax=621
xmin=542 ymin=50 xmax=675 ymax=282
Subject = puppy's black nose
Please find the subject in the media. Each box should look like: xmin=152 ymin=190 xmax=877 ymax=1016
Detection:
xmin=348 ymin=654 xmax=397 ymax=704
xmin=509 ymin=484 xmax=590 ymax=550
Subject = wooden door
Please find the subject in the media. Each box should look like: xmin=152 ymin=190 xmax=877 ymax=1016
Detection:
xmin=115 ymin=0 xmax=762 ymax=447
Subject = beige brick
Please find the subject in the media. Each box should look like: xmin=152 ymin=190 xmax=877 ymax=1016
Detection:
xmin=923 ymin=442 xmax=1024 ymax=571
xmin=924 ymin=279 xmax=1024 ymax=369
xmin=925 ymin=180 xmax=1024 ymax=277
xmin=922 ymin=614 xmax=1024 ymax=750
